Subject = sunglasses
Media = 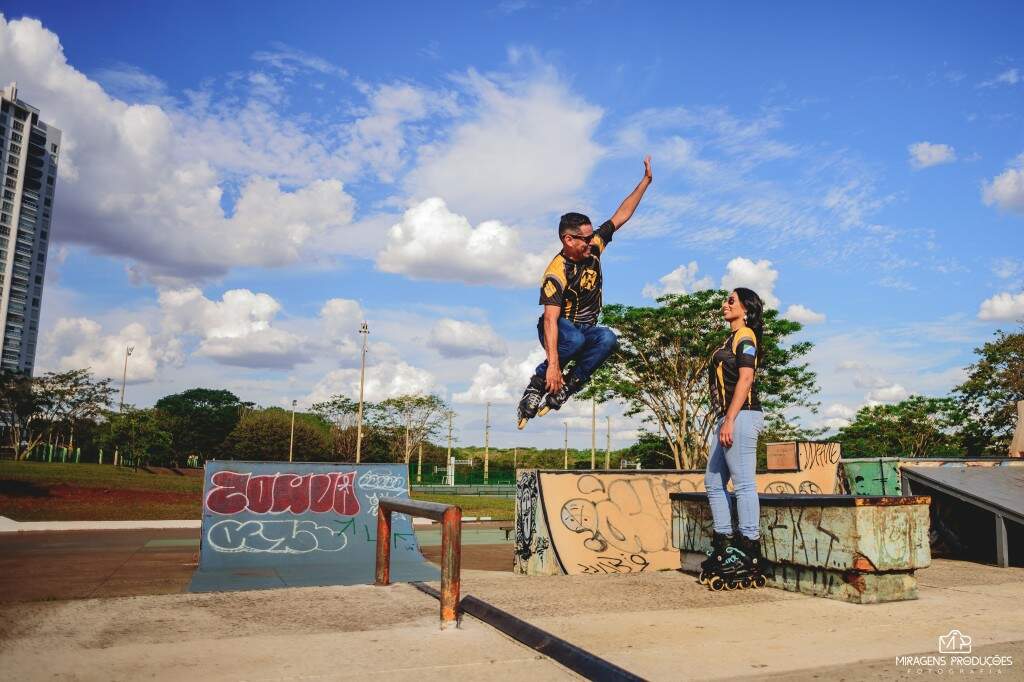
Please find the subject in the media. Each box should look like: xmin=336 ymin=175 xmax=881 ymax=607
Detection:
xmin=567 ymin=233 xmax=595 ymax=244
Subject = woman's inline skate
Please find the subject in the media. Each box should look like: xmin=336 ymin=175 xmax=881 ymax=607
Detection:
xmin=704 ymin=535 xmax=769 ymax=590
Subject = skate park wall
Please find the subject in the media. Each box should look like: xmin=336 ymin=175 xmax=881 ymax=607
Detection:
xmin=514 ymin=442 xmax=841 ymax=576
xmin=189 ymin=461 xmax=439 ymax=592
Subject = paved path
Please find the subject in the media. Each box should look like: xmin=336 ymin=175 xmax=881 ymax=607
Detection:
xmin=0 ymin=526 xmax=512 ymax=603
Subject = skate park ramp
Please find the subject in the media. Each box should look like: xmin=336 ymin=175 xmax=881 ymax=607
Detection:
xmin=515 ymin=442 xmax=841 ymax=576
xmin=188 ymin=461 xmax=439 ymax=592
xmin=902 ymin=464 xmax=1024 ymax=567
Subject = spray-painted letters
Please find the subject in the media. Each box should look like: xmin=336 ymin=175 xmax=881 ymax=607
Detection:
xmin=205 ymin=470 xmax=360 ymax=516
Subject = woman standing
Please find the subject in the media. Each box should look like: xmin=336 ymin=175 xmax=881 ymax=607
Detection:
xmin=700 ymin=287 xmax=768 ymax=590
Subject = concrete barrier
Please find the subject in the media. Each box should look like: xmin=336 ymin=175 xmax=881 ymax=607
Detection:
xmin=514 ymin=447 xmax=841 ymax=577
xmin=189 ymin=461 xmax=438 ymax=592
xmin=671 ymin=492 xmax=932 ymax=603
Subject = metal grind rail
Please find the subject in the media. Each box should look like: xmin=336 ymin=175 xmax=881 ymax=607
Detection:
xmin=375 ymin=497 xmax=461 ymax=626
xmin=376 ymin=497 xmax=644 ymax=679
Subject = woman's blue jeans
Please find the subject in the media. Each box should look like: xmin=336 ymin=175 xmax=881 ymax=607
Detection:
xmin=704 ymin=410 xmax=764 ymax=540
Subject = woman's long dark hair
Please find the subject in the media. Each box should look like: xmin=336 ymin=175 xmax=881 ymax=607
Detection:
xmin=733 ymin=287 xmax=764 ymax=359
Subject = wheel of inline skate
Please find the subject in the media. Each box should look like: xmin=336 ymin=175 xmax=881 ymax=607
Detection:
xmin=697 ymin=570 xmax=707 ymax=584
xmin=708 ymin=576 xmax=725 ymax=591
xmin=725 ymin=580 xmax=739 ymax=591
xmin=754 ymin=574 xmax=767 ymax=588
xmin=740 ymin=576 xmax=753 ymax=589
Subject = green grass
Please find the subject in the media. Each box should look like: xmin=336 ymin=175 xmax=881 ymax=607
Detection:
xmin=410 ymin=492 xmax=514 ymax=520
xmin=1 ymin=460 xmax=514 ymax=522
xmin=0 ymin=461 xmax=204 ymax=493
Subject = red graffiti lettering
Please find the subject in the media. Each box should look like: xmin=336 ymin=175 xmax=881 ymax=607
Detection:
xmin=206 ymin=471 xmax=360 ymax=516
xmin=206 ymin=471 xmax=250 ymax=514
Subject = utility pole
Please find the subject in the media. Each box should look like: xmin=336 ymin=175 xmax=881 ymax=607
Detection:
xmin=606 ymin=416 xmax=611 ymax=469
xmin=591 ymin=399 xmax=596 ymax=469
xmin=447 ymin=410 xmax=453 ymax=462
xmin=484 ymin=401 xmax=490 ymax=485
xmin=355 ymin=322 xmax=369 ymax=463
xmin=118 ymin=345 xmax=134 ymax=412
xmin=288 ymin=399 xmax=297 ymax=462
xmin=417 ymin=442 xmax=423 ymax=484
xmin=564 ymin=421 xmax=569 ymax=469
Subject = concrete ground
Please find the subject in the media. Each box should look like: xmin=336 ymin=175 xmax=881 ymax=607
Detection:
xmin=2 ymin=527 xmax=1023 ymax=680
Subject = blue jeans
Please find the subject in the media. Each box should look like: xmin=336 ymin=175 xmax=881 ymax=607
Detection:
xmin=534 ymin=317 xmax=618 ymax=384
xmin=704 ymin=410 xmax=764 ymax=540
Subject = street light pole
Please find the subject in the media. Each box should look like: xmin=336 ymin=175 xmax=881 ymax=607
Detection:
xmin=563 ymin=421 xmax=568 ymax=470
xmin=484 ymin=401 xmax=490 ymax=485
xmin=606 ymin=416 xmax=611 ymax=469
xmin=355 ymin=322 xmax=369 ymax=463
xmin=591 ymin=399 xmax=596 ymax=469
xmin=118 ymin=345 xmax=134 ymax=412
xmin=289 ymin=399 xmax=297 ymax=462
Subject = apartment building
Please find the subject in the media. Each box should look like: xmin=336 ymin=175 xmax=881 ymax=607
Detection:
xmin=0 ymin=82 xmax=60 ymax=375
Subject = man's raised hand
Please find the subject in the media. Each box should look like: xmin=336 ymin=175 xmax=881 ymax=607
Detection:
xmin=643 ymin=155 xmax=653 ymax=182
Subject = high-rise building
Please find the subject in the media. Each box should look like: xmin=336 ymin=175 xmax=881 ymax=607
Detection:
xmin=0 ymin=83 xmax=60 ymax=376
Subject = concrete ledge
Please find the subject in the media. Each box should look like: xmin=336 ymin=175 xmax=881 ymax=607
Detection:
xmin=671 ymin=493 xmax=932 ymax=603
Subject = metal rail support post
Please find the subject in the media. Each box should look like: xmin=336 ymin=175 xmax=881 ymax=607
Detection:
xmin=375 ymin=497 xmax=462 ymax=627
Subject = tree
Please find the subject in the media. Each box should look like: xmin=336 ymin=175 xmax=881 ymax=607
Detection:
xmin=621 ymin=431 xmax=675 ymax=469
xmin=582 ymin=290 xmax=818 ymax=469
xmin=836 ymin=396 xmax=963 ymax=458
xmin=953 ymin=327 xmax=1024 ymax=455
xmin=154 ymin=388 xmax=250 ymax=461
xmin=367 ymin=394 xmax=449 ymax=464
xmin=311 ymin=395 xmax=363 ymax=460
xmin=221 ymin=409 xmax=330 ymax=461
xmin=95 ymin=407 xmax=173 ymax=466
xmin=0 ymin=368 xmax=114 ymax=460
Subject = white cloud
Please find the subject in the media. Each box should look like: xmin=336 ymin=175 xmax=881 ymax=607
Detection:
xmin=978 ymin=291 xmax=1024 ymax=321
xmin=428 ymin=319 xmax=506 ymax=358
xmin=405 ymin=68 xmax=604 ymax=220
xmin=641 ymin=261 xmax=713 ymax=299
xmin=251 ymin=42 xmax=347 ymax=78
xmin=982 ymin=154 xmax=1024 ymax=214
xmin=783 ymin=304 xmax=826 ymax=325
xmin=43 ymin=318 xmax=174 ymax=384
xmin=159 ymin=288 xmax=308 ymax=368
xmin=866 ymin=383 xmax=909 ymax=404
xmin=992 ymin=258 xmax=1023 ymax=281
xmin=908 ymin=142 xmax=957 ymax=169
xmin=454 ymin=349 xmax=545 ymax=404
xmin=720 ymin=257 xmax=780 ymax=308
xmin=320 ymin=299 xmax=365 ymax=341
xmin=825 ymin=403 xmax=855 ymax=419
xmin=305 ymin=362 xmax=437 ymax=404
xmin=376 ymin=197 xmax=547 ymax=286
xmin=979 ymin=68 xmax=1020 ymax=88
xmin=0 ymin=17 xmax=379 ymax=281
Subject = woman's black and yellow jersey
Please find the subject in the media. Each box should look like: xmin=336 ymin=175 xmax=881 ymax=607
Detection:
xmin=709 ymin=326 xmax=762 ymax=418
xmin=538 ymin=220 xmax=615 ymax=326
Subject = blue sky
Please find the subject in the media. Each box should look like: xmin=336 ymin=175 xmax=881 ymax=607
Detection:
xmin=1 ymin=2 xmax=1022 ymax=449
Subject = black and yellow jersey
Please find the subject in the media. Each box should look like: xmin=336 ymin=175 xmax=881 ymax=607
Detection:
xmin=538 ymin=220 xmax=614 ymax=326
xmin=709 ymin=326 xmax=762 ymax=418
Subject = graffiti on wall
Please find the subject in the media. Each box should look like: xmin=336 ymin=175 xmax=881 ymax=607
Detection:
xmin=517 ymin=453 xmax=842 ymax=576
xmin=200 ymin=464 xmax=411 ymax=558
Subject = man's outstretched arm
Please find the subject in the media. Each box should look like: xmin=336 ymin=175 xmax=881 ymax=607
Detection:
xmin=542 ymin=305 xmax=564 ymax=394
xmin=610 ymin=156 xmax=653 ymax=230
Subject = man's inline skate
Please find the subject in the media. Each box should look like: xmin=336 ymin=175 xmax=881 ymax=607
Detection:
xmin=516 ymin=374 xmax=547 ymax=429
xmin=536 ymin=372 xmax=582 ymax=417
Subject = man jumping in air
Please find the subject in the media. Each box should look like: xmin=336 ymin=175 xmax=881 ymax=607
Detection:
xmin=517 ymin=156 xmax=653 ymax=429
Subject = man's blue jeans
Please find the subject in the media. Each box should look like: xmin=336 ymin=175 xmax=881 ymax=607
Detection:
xmin=704 ymin=410 xmax=764 ymax=540
xmin=534 ymin=317 xmax=618 ymax=384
